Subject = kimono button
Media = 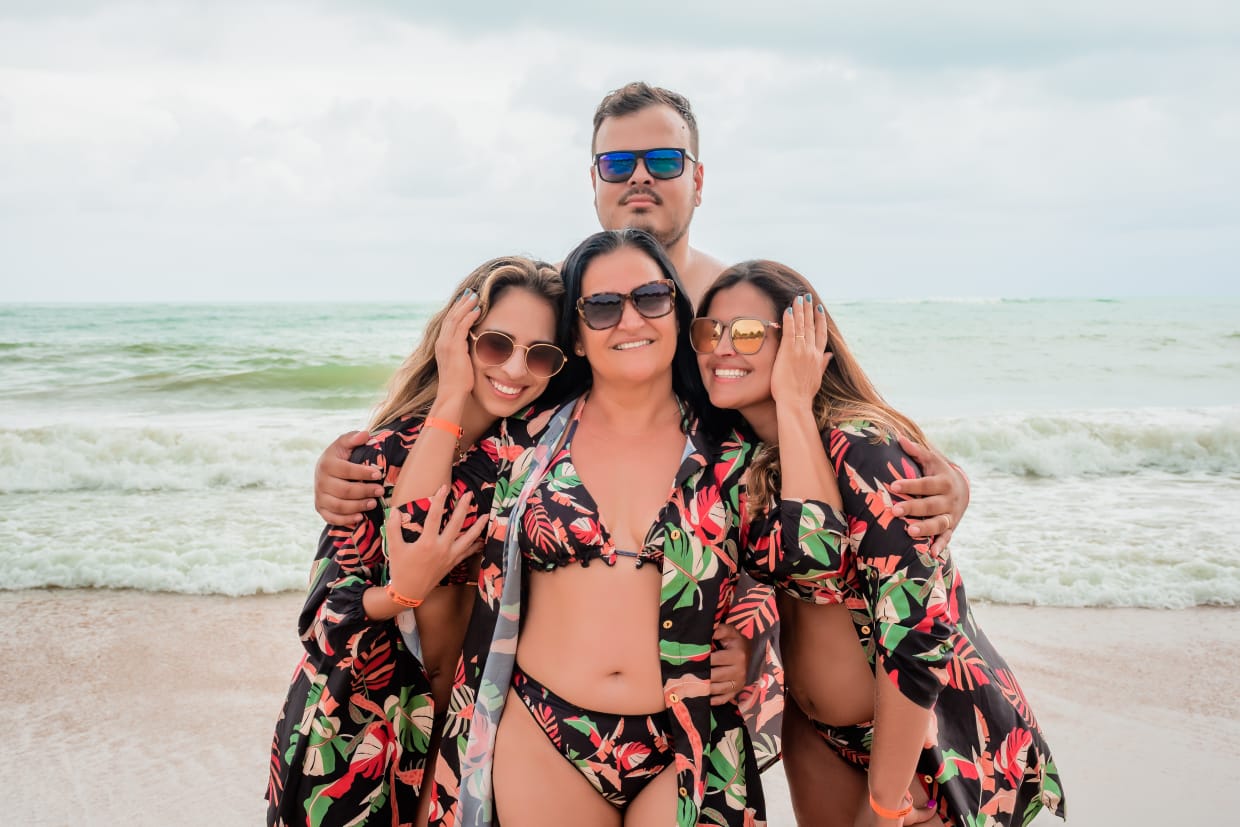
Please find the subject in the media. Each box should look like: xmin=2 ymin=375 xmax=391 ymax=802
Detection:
xmin=662 ymin=620 xmax=673 ymax=629
xmin=679 ymin=787 xmax=688 ymax=797
xmin=860 ymin=625 xmax=871 ymax=635
xmin=923 ymin=774 xmax=934 ymax=784
xmin=669 ymin=693 xmax=680 ymax=703
xmin=670 ymin=529 xmax=682 ymax=540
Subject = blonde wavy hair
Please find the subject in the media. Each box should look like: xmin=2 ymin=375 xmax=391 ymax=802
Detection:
xmin=368 ymin=256 xmax=564 ymax=431
xmin=697 ymin=260 xmax=931 ymax=516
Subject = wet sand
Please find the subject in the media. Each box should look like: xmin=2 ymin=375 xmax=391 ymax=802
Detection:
xmin=3 ymin=589 xmax=1234 ymax=825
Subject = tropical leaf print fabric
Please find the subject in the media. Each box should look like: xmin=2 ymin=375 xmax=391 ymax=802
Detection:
xmin=266 ymin=416 xmax=479 ymax=827
xmin=797 ymin=420 xmax=1066 ymax=826
xmin=400 ymin=396 xmax=850 ymax=827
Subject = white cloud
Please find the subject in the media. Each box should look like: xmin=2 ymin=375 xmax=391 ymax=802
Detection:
xmin=0 ymin=1 xmax=1236 ymax=301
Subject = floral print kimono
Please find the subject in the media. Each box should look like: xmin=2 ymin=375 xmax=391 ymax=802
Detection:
xmin=400 ymin=396 xmax=847 ymax=827
xmin=791 ymin=421 xmax=1066 ymax=826
xmin=266 ymin=416 xmax=478 ymax=827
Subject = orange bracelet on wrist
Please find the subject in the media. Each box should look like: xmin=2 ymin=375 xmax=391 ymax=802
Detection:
xmin=868 ymin=791 xmax=913 ymax=820
xmin=384 ymin=583 xmax=424 ymax=609
xmin=424 ymin=417 xmax=463 ymax=439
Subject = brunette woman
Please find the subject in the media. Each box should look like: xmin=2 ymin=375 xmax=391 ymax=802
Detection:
xmin=693 ymin=260 xmax=1066 ymax=827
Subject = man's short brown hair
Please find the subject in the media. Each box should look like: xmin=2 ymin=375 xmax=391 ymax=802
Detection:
xmin=591 ymin=82 xmax=699 ymax=156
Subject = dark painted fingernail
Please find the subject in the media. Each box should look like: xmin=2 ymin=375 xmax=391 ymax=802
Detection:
xmin=817 ymin=304 xmax=824 ymax=312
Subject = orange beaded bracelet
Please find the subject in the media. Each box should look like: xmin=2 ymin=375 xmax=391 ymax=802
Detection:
xmin=868 ymin=791 xmax=913 ymax=820
xmin=384 ymin=583 xmax=424 ymax=609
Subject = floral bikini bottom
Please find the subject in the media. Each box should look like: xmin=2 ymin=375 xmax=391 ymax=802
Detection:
xmin=511 ymin=664 xmax=674 ymax=809
xmin=811 ymin=717 xmax=875 ymax=769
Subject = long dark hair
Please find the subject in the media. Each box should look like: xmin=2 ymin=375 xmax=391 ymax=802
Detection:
xmin=548 ymin=229 xmax=732 ymax=436
xmin=699 ymin=259 xmax=930 ymax=512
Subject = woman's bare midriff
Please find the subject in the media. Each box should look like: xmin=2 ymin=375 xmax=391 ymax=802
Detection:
xmin=518 ymin=563 xmax=666 ymax=715
xmin=778 ymin=594 xmax=875 ymax=727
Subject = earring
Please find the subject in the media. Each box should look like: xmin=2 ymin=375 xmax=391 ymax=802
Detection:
xmin=574 ymin=344 xmax=585 ymax=356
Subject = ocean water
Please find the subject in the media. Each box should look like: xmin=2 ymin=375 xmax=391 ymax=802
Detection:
xmin=2 ymin=298 xmax=1237 ymax=607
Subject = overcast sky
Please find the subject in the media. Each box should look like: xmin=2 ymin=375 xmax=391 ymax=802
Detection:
xmin=1 ymin=1 xmax=1237 ymax=302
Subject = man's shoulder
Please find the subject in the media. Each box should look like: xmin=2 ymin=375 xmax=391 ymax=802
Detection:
xmin=682 ymin=247 xmax=729 ymax=306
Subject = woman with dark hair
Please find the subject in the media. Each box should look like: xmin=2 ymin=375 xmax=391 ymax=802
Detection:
xmin=693 ymin=260 xmax=1066 ymax=827
xmin=266 ymin=256 xmax=568 ymax=827
xmin=388 ymin=230 xmax=843 ymax=827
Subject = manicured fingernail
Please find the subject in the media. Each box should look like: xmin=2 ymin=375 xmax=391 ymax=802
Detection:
xmin=908 ymin=524 xmax=921 ymax=535
xmin=786 ymin=306 xmax=793 ymax=315
xmin=365 ymin=499 xmax=377 ymax=509
xmin=817 ymin=304 xmax=824 ymax=312
xmin=796 ymin=295 xmax=803 ymax=305
xmin=373 ymin=486 xmax=385 ymax=496
xmin=370 ymin=469 xmax=382 ymax=479
xmin=891 ymin=504 xmax=905 ymax=516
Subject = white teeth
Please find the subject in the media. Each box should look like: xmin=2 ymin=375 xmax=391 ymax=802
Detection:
xmin=613 ymin=340 xmax=652 ymax=351
xmin=490 ymin=378 xmax=522 ymax=395
xmin=714 ymin=369 xmax=749 ymax=379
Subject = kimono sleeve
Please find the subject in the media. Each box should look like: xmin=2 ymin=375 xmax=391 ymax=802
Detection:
xmin=740 ymin=490 xmax=850 ymax=603
xmin=296 ymin=438 xmax=394 ymax=666
xmin=831 ymin=424 xmax=957 ymax=709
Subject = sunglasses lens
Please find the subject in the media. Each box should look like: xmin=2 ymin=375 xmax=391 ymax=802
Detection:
xmin=580 ymin=294 xmax=624 ymax=329
xmin=472 ymin=330 xmax=514 ymax=365
xmin=690 ymin=318 xmax=722 ymax=354
xmin=643 ymin=149 xmax=685 ymax=179
xmin=730 ymin=319 xmax=769 ymax=354
xmin=596 ymin=152 xmax=636 ymax=183
xmin=526 ymin=344 xmax=566 ymax=377
xmin=632 ymin=282 xmax=675 ymax=319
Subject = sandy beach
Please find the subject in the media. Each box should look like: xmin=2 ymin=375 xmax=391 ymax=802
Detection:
xmin=3 ymin=589 xmax=1234 ymax=825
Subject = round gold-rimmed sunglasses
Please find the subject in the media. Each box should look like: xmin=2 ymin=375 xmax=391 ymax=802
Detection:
xmin=689 ymin=317 xmax=782 ymax=355
xmin=469 ymin=330 xmax=566 ymax=378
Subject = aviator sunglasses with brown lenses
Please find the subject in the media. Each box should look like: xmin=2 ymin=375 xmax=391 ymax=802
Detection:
xmin=689 ymin=317 xmax=782 ymax=355
xmin=469 ymin=330 xmax=567 ymax=378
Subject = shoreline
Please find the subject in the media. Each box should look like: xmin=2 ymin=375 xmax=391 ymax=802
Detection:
xmin=3 ymin=589 xmax=1235 ymax=824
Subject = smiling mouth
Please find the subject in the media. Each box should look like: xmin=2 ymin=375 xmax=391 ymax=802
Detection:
xmin=613 ymin=340 xmax=653 ymax=351
xmin=488 ymin=377 xmax=524 ymax=396
xmin=713 ymin=368 xmax=750 ymax=379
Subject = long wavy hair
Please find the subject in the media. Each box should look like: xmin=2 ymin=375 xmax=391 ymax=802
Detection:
xmin=547 ymin=229 xmax=733 ymax=437
xmin=698 ymin=259 xmax=930 ymax=512
xmin=368 ymin=256 xmax=564 ymax=431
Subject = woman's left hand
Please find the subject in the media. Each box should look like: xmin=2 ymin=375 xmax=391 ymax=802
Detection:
xmin=771 ymin=294 xmax=832 ymax=406
xmin=708 ymin=622 xmax=751 ymax=706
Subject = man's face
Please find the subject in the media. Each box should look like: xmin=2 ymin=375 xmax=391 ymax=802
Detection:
xmin=591 ymin=104 xmax=703 ymax=250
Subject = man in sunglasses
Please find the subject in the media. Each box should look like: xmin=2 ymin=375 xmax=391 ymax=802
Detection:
xmin=589 ymin=83 xmax=725 ymax=307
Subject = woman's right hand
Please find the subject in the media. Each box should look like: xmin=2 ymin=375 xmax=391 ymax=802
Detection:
xmin=386 ymin=484 xmax=489 ymax=601
xmin=434 ymin=289 xmax=482 ymax=401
